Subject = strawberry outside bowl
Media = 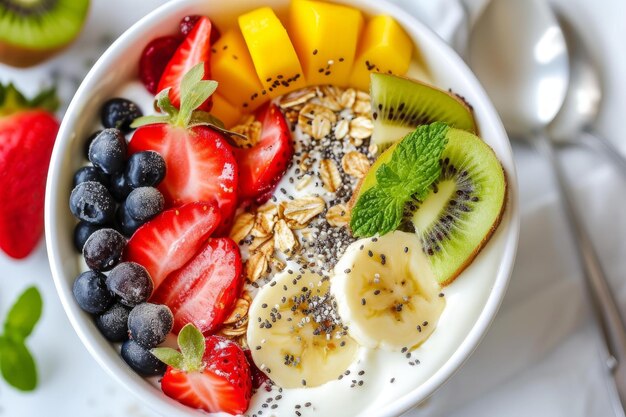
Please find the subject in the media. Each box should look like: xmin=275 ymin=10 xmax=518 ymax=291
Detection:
xmin=44 ymin=0 xmax=520 ymax=416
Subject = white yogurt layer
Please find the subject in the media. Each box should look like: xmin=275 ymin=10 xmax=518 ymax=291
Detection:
xmin=77 ymin=80 xmax=509 ymax=417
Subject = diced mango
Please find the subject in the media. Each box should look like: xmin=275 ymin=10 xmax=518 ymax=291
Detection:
xmin=239 ymin=7 xmax=306 ymax=98
xmin=211 ymin=94 xmax=243 ymax=128
xmin=288 ymin=0 xmax=364 ymax=87
xmin=211 ymin=29 xmax=265 ymax=112
xmin=349 ymin=15 xmax=413 ymax=91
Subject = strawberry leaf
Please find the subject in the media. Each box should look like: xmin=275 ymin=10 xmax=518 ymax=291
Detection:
xmin=4 ymin=287 xmax=42 ymax=341
xmin=177 ymin=323 xmax=205 ymax=371
xmin=156 ymin=88 xmax=178 ymax=117
xmin=151 ymin=347 xmax=184 ymax=369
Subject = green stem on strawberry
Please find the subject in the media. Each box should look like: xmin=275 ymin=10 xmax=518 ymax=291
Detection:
xmin=0 ymin=83 xmax=59 ymax=118
xmin=131 ymin=63 xmax=246 ymax=140
xmin=151 ymin=323 xmax=205 ymax=372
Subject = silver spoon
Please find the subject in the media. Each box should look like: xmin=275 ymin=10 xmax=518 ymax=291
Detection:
xmin=468 ymin=0 xmax=626 ymax=412
xmin=548 ymin=10 xmax=626 ymax=175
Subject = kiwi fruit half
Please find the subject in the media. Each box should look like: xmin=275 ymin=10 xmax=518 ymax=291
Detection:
xmin=353 ymin=127 xmax=506 ymax=285
xmin=0 ymin=0 xmax=90 ymax=67
xmin=370 ymin=73 xmax=477 ymax=151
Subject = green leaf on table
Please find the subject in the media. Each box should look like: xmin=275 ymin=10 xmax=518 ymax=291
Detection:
xmin=4 ymin=286 xmax=42 ymax=341
xmin=0 ymin=336 xmax=37 ymax=391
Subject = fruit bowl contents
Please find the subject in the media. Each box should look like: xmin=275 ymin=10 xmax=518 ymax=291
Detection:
xmin=62 ymin=1 xmax=510 ymax=415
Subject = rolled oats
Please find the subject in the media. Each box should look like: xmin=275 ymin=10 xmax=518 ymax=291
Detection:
xmin=245 ymin=251 xmax=269 ymax=282
xmin=326 ymin=204 xmax=350 ymax=227
xmin=282 ymin=197 xmax=326 ymax=225
xmin=334 ymin=119 xmax=350 ymax=140
xmin=229 ymin=212 xmax=255 ymax=244
xmin=342 ymin=151 xmax=371 ymax=178
xmin=274 ymin=219 xmax=299 ymax=254
xmin=350 ymin=116 xmax=374 ymax=139
xmin=320 ymin=159 xmax=342 ymax=192
xmin=298 ymin=104 xmax=337 ymax=137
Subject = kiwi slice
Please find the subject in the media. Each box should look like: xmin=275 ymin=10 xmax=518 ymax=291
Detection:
xmin=370 ymin=73 xmax=477 ymax=151
xmin=353 ymin=128 xmax=506 ymax=285
xmin=0 ymin=0 xmax=90 ymax=67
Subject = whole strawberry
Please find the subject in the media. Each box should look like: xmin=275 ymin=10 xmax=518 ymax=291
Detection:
xmin=0 ymin=84 xmax=59 ymax=259
xmin=152 ymin=324 xmax=252 ymax=414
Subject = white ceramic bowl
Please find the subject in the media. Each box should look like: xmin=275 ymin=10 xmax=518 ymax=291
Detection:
xmin=45 ymin=0 xmax=520 ymax=416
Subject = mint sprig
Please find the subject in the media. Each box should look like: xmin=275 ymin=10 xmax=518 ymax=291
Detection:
xmin=350 ymin=122 xmax=449 ymax=237
xmin=0 ymin=286 xmax=43 ymax=391
xmin=151 ymin=323 xmax=205 ymax=372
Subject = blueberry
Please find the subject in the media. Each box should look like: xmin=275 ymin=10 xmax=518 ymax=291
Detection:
xmin=125 ymin=187 xmax=164 ymax=222
xmin=116 ymin=205 xmax=144 ymax=237
xmin=69 ymin=181 xmax=116 ymax=225
xmin=128 ymin=303 xmax=173 ymax=348
xmin=125 ymin=151 xmax=166 ymax=188
xmin=109 ymin=171 xmax=132 ymax=202
xmin=73 ymin=221 xmax=101 ymax=252
xmin=101 ymin=98 xmax=143 ymax=133
xmin=83 ymin=228 xmax=126 ymax=271
xmin=88 ymin=129 xmax=127 ymax=175
xmin=106 ymin=262 xmax=154 ymax=307
xmin=120 ymin=339 xmax=166 ymax=376
xmin=84 ymin=130 xmax=103 ymax=160
xmin=73 ymin=270 xmax=114 ymax=314
xmin=95 ymin=303 xmax=131 ymax=342
xmin=73 ymin=166 xmax=109 ymax=188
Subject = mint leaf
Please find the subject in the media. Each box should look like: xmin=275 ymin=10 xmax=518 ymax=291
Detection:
xmin=350 ymin=187 xmax=406 ymax=237
xmin=4 ymin=287 xmax=42 ymax=341
xmin=0 ymin=336 xmax=37 ymax=391
xmin=151 ymin=347 xmax=184 ymax=369
xmin=350 ymin=122 xmax=449 ymax=237
xmin=177 ymin=324 xmax=205 ymax=371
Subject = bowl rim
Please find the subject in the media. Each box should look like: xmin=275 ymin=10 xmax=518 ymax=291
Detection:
xmin=45 ymin=0 xmax=520 ymax=416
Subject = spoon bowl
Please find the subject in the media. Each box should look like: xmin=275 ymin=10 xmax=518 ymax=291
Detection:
xmin=547 ymin=11 xmax=602 ymax=142
xmin=468 ymin=0 xmax=569 ymax=137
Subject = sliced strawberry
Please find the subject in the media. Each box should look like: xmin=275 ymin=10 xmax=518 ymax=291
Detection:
xmin=243 ymin=349 xmax=270 ymax=390
xmin=129 ymin=124 xmax=238 ymax=227
xmin=179 ymin=15 xmax=221 ymax=43
xmin=139 ymin=36 xmax=182 ymax=94
xmin=158 ymin=16 xmax=213 ymax=111
xmin=124 ymin=201 xmax=220 ymax=289
xmin=234 ymin=103 xmax=294 ymax=205
xmin=157 ymin=330 xmax=252 ymax=415
xmin=152 ymin=238 xmax=242 ymax=334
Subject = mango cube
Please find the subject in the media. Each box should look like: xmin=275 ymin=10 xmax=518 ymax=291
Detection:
xmin=288 ymin=0 xmax=364 ymax=87
xmin=239 ymin=7 xmax=306 ymax=98
xmin=211 ymin=94 xmax=243 ymax=128
xmin=211 ymin=29 xmax=265 ymax=112
xmin=349 ymin=15 xmax=413 ymax=91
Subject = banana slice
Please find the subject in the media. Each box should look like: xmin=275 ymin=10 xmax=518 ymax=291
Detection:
xmin=331 ymin=231 xmax=445 ymax=351
xmin=247 ymin=270 xmax=359 ymax=388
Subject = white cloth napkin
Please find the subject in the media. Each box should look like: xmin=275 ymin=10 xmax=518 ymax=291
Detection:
xmin=1 ymin=0 xmax=626 ymax=416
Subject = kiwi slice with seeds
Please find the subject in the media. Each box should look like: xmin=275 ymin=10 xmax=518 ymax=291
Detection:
xmin=403 ymin=128 xmax=506 ymax=285
xmin=352 ymin=128 xmax=506 ymax=285
xmin=370 ymin=73 xmax=477 ymax=151
xmin=0 ymin=0 xmax=90 ymax=67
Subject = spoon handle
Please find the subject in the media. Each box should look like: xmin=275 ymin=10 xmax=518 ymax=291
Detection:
xmin=534 ymin=131 xmax=626 ymax=411
xmin=581 ymin=127 xmax=626 ymax=178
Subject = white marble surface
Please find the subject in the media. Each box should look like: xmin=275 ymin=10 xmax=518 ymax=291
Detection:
xmin=0 ymin=0 xmax=625 ymax=416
